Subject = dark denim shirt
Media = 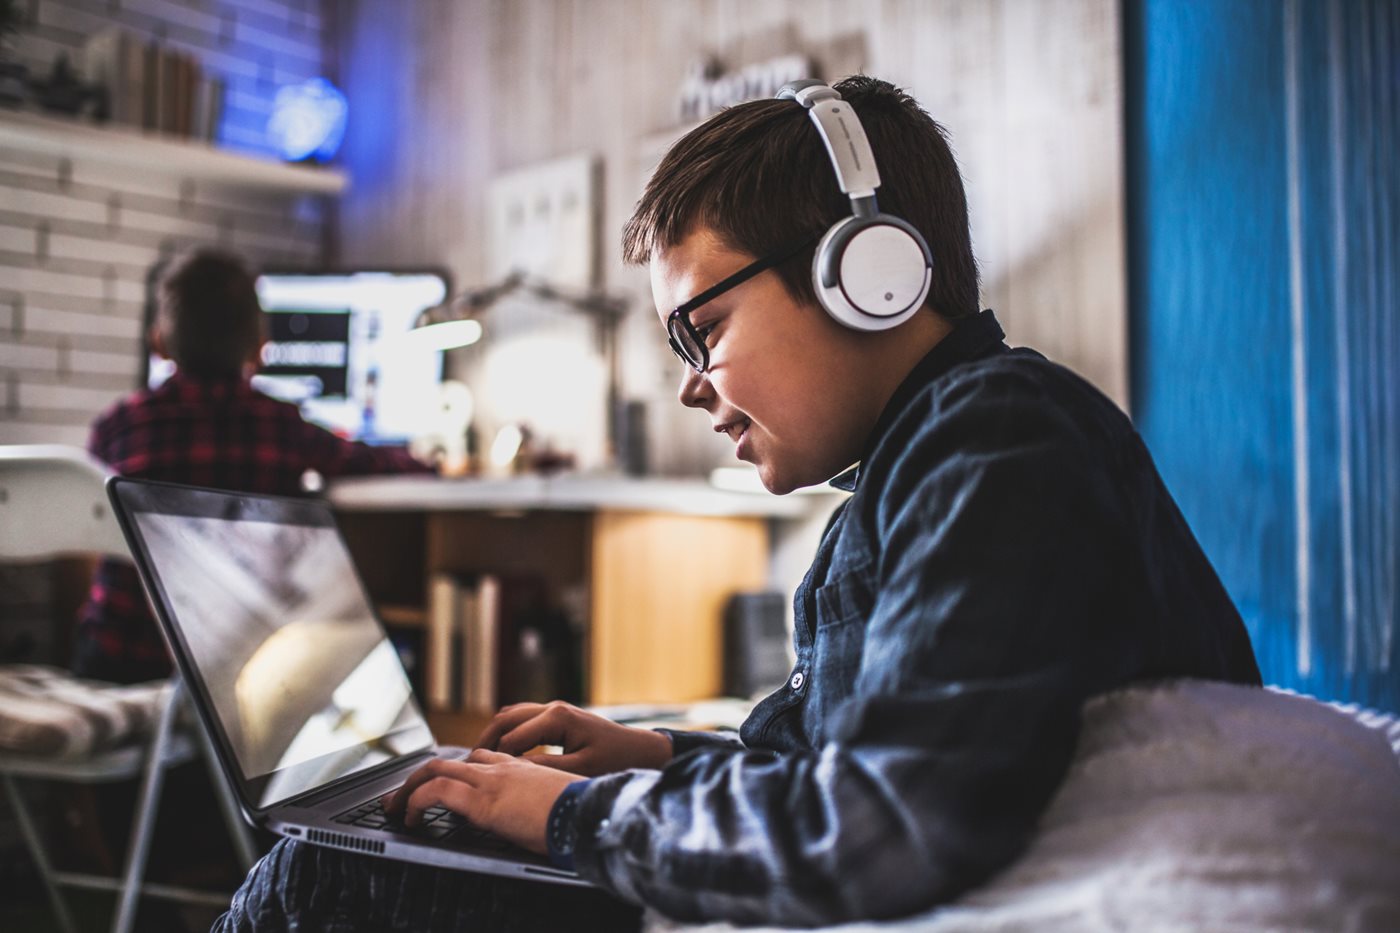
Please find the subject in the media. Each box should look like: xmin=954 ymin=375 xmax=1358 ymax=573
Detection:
xmin=564 ymin=310 xmax=1261 ymax=926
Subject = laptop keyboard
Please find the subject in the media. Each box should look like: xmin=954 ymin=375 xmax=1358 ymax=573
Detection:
xmin=333 ymin=798 xmax=512 ymax=849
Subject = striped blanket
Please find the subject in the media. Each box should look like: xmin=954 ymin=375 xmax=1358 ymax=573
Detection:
xmin=0 ymin=664 xmax=167 ymax=758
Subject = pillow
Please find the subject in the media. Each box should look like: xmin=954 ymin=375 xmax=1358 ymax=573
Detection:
xmin=646 ymin=681 xmax=1400 ymax=932
xmin=0 ymin=664 xmax=167 ymax=758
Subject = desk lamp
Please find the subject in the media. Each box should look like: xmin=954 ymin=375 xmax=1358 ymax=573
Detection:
xmin=411 ymin=273 xmax=630 ymax=467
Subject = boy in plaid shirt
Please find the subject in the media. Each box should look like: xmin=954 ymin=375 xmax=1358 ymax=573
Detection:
xmin=75 ymin=248 xmax=431 ymax=684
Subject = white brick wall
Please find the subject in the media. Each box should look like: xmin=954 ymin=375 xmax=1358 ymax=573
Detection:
xmin=0 ymin=0 xmax=332 ymax=447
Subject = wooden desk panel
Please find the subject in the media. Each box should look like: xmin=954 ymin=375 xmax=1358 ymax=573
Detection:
xmin=340 ymin=507 xmax=769 ymax=709
xmin=333 ymin=477 xmax=817 ymax=710
xmin=590 ymin=512 xmax=767 ymax=705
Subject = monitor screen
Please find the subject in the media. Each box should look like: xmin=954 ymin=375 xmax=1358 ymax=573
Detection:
xmin=147 ymin=270 xmax=450 ymax=444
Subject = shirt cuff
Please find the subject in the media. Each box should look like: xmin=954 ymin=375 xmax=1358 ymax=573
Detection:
xmin=654 ymin=727 xmax=745 ymax=758
xmin=545 ymin=779 xmax=591 ymax=871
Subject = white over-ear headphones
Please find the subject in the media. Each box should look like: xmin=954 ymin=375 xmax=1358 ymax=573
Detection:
xmin=777 ymin=80 xmax=934 ymax=331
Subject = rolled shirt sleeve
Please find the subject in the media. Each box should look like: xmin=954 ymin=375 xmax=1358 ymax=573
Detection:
xmin=654 ymin=729 xmax=745 ymax=757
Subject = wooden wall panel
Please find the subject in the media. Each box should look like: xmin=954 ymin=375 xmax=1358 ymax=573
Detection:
xmin=332 ymin=0 xmax=1128 ymax=477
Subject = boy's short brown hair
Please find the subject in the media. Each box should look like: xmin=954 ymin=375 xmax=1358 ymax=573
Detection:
xmin=156 ymin=248 xmax=263 ymax=378
xmin=623 ymin=75 xmax=980 ymax=320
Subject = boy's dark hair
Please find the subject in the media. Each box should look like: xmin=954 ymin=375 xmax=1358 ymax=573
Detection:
xmin=623 ymin=75 xmax=980 ymax=320
xmin=156 ymin=248 xmax=263 ymax=377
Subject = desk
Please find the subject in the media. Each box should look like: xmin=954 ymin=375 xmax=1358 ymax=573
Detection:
xmin=330 ymin=473 xmax=838 ymax=708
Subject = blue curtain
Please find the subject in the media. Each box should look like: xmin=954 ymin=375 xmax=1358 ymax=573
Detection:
xmin=1125 ymin=0 xmax=1399 ymax=710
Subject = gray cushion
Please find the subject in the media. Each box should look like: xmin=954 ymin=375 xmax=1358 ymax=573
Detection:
xmin=646 ymin=681 xmax=1400 ymax=932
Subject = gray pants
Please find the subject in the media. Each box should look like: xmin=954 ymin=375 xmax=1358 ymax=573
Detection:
xmin=213 ymin=839 xmax=643 ymax=932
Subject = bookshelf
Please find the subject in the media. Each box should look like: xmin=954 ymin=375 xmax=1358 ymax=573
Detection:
xmin=0 ymin=109 xmax=348 ymax=195
xmin=331 ymin=474 xmax=840 ymax=710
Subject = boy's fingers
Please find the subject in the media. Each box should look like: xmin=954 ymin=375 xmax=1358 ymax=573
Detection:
xmin=495 ymin=706 xmax=572 ymax=756
xmin=475 ymin=704 xmax=548 ymax=750
xmin=522 ymin=750 xmax=586 ymax=773
xmin=404 ymin=776 xmax=476 ymax=827
xmin=383 ymin=757 xmax=479 ymax=812
xmin=466 ymin=747 xmax=512 ymax=764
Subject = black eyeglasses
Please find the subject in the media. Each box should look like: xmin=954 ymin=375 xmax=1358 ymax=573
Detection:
xmin=666 ymin=235 xmax=819 ymax=373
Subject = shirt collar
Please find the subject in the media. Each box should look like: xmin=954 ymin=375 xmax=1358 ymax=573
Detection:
xmin=827 ymin=309 xmax=1007 ymax=492
xmin=159 ymin=369 xmax=254 ymax=400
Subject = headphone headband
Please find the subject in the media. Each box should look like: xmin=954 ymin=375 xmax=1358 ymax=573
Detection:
xmin=777 ymin=81 xmax=881 ymax=207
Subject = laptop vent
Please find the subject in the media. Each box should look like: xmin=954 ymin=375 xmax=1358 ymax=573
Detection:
xmin=307 ymin=828 xmax=386 ymax=855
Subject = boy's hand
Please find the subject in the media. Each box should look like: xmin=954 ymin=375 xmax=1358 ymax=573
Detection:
xmin=476 ymin=701 xmax=673 ymax=776
xmin=382 ymin=749 xmax=578 ymax=855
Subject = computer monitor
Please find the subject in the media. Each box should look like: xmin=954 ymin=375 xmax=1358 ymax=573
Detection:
xmin=146 ymin=270 xmax=450 ymax=444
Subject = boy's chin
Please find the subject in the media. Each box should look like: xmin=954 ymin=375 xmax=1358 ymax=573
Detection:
xmin=755 ymin=462 xmax=800 ymax=496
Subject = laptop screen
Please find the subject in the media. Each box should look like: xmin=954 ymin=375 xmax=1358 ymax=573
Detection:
xmin=109 ymin=479 xmax=434 ymax=810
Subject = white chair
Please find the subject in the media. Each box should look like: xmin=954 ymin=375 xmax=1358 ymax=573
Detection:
xmin=0 ymin=444 xmax=257 ymax=933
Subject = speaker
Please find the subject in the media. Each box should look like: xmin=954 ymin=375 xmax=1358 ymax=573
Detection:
xmin=776 ymin=80 xmax=934 ymax=331
xmin=723 ymin=592 xmax=792 ymax=698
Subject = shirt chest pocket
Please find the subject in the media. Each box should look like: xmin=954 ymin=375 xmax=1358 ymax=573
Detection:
xmin=810 ymin=560 xmax=876 ymax=697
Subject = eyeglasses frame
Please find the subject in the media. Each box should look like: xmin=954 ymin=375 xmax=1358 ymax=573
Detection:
xmin=666 ymin=234 xmax=820 ymax=373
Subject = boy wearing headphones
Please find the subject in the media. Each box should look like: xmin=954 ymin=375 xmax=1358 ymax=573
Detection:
xmin=217 ymin=76 xmax=1260 ymax=931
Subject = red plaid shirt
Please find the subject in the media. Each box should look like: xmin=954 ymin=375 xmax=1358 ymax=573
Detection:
xmin=75 ymin=371 xmax=432 ymax=683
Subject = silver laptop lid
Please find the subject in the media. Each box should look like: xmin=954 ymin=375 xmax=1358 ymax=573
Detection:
xmin=108 ymin=477 xmax=434 ymax=812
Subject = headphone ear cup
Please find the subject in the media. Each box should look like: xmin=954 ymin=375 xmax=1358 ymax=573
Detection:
xmin=813 ymin=217 xmax=933 ymax=331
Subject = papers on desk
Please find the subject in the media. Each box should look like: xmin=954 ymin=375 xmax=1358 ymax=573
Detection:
xmin=589 ymin=697 xmax=756 ymax=733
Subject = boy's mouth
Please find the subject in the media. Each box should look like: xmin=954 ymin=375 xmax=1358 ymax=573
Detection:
xmin=715 ymin=417 xmax=751 ymax=445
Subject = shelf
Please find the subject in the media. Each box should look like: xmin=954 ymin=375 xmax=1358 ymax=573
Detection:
xmin=328 ymin=472 xmax=841 ymax=519
xmin=376 ymin=603 xmax=427 ymax=628
xmin=0 ymin=108 xmax=348 ymax=195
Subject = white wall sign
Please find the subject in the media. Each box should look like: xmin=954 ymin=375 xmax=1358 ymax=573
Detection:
xmin=676 ymin=54 xmax=817 ymax=123
xmin=486 ymin=153 xmax=599 ymax=289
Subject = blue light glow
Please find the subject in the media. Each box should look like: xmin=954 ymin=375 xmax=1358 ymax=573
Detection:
xmin=267 ymin=78 xmax=349 ymax=163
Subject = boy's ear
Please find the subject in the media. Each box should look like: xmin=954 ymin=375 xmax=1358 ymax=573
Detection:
xmin=147 ymin=325 xmax=169 ymax=360
xmin=245 ymin=338 xmax=267 ymax=374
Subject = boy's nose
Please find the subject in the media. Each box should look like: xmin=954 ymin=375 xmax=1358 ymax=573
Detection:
xmin=677 ymin=367 xmax=711 ymax=409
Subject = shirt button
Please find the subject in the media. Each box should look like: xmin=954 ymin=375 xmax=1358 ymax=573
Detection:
xmin=789 ymin=670 xmax=805 ymax=691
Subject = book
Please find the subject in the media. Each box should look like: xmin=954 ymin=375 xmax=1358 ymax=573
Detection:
xmin=122 ymin=36 xmax=146 ymax=129
xmin=464 ymin=575 xmax=500 ymax=712
xmin=426 ymin=572 xmax=502 ymax=713
xmin=158 ymin=45 xmax=178 ymax=134
xmin=142 ymin=40 xmax=159 ymax=132
xmin=426 ymin=573 xmax=460 ymax=711
xmin=192 ymin=75 xmax=224 ymax=142
xmin=82 ymin=28 xmax=155 ymax=129
xmin=173 ymin=51 xmax=190 ymax=136
xmin=80 ymin=28 xmax=124 ymax=123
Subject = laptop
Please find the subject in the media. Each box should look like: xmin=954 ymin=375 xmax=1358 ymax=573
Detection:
xmin=106 ymin=476 xmax=589 ymax=887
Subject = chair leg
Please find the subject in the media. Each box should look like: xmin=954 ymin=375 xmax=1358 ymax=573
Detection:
xmin=2 ymin=773 xmax=79 ymax=933
xmin=187 ymin=691 xmax=259 ymax=873
xmin=110 ymin=679 xmax=181 ymax=933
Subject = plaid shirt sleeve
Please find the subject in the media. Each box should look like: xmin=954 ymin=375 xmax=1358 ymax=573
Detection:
xmin=285 ymin=410 xmax=433 ymax=478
